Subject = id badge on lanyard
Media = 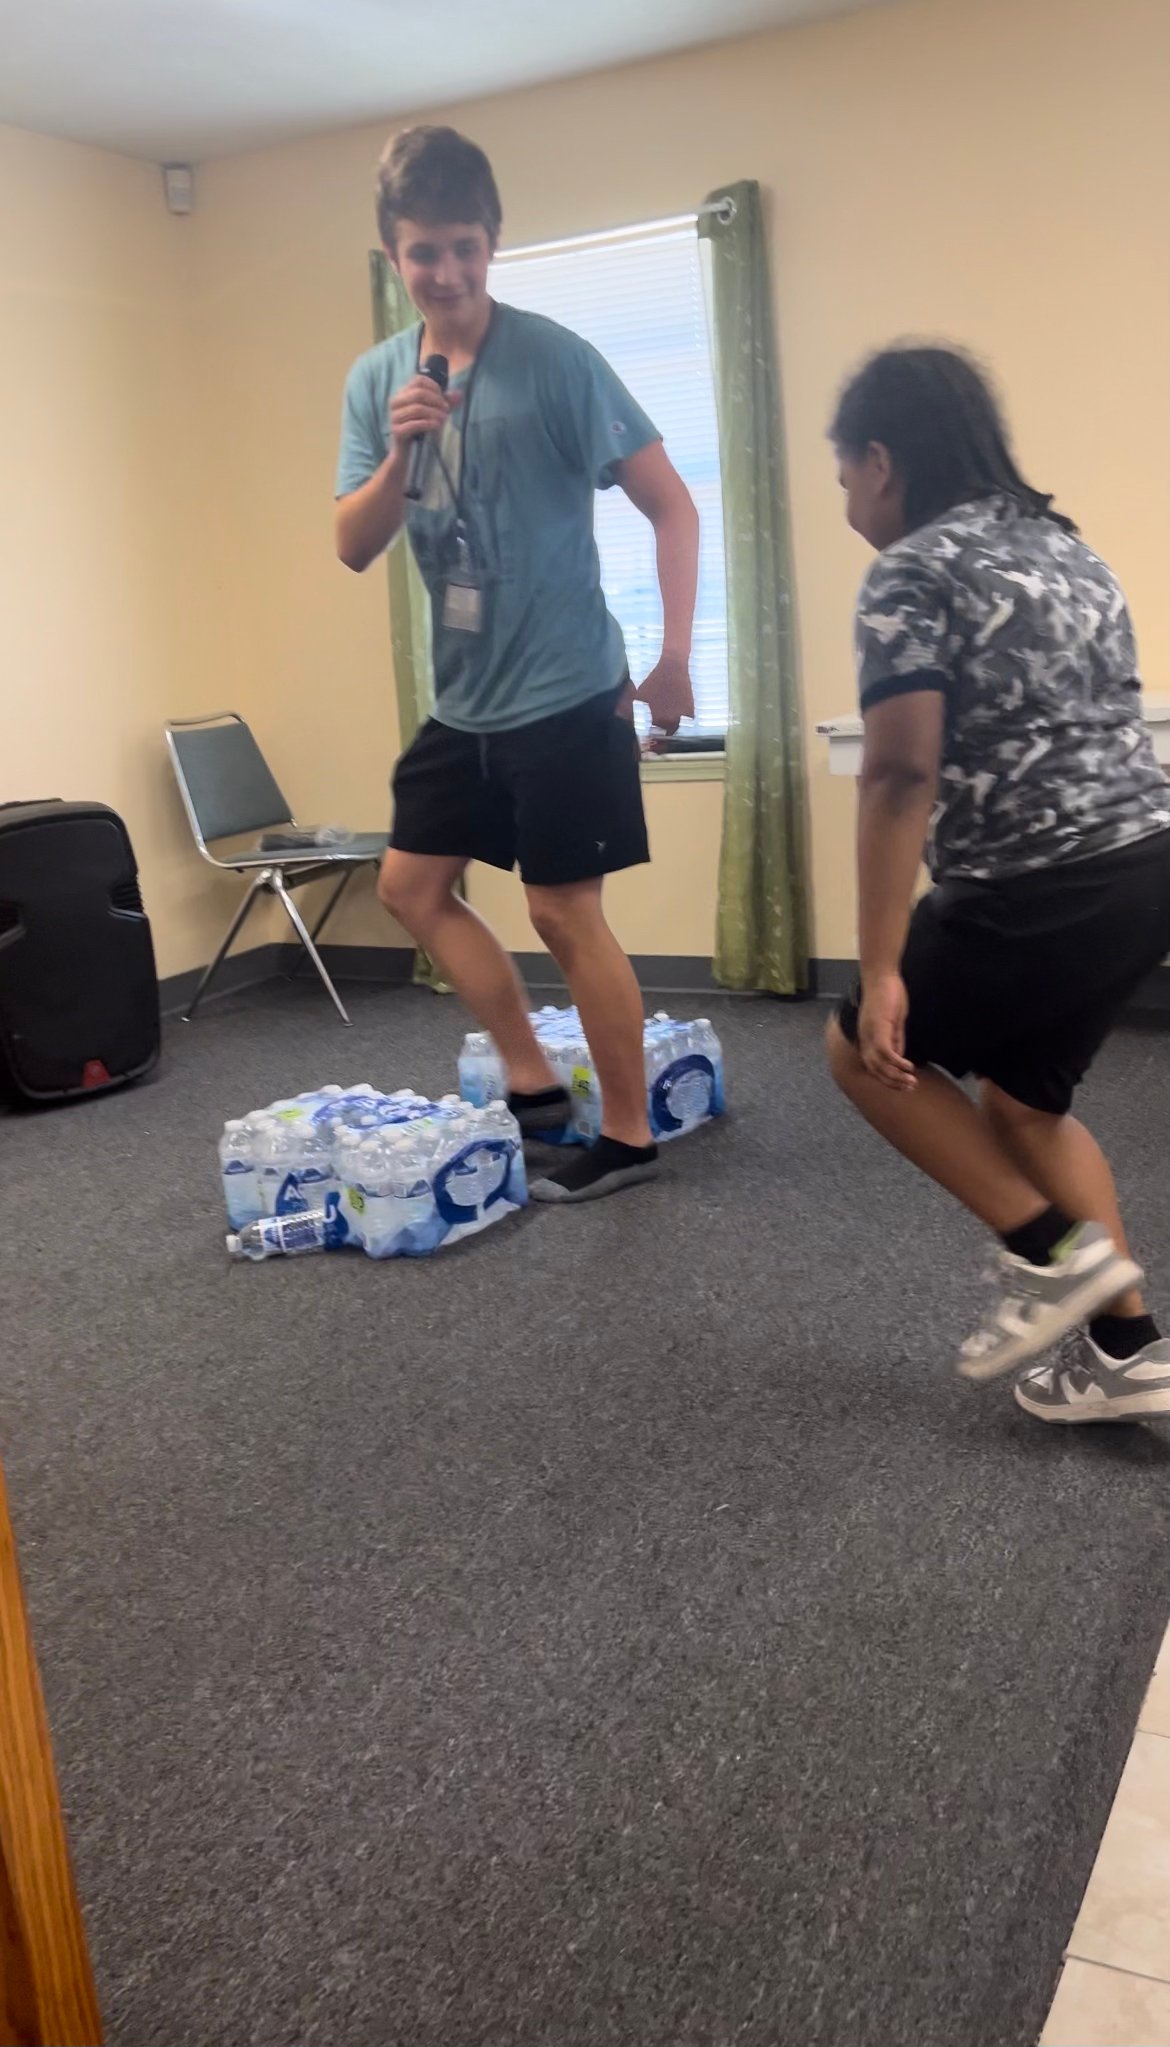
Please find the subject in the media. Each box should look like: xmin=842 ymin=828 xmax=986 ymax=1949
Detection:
xmin=431 ymin=314 xmax=494 ymax=638
xmin=442 ymin=520 xmax=484 ymax=635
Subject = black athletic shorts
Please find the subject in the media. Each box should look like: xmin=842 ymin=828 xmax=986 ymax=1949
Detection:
xmin=390 ymin=680 xmax=650 ymax=889
xmin=838 ymin=828 xmax=1170 ymax=1115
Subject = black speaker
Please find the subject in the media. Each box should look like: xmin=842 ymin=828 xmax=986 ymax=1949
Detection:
xmin=0 ymin=800 xmax=160 ymax=1104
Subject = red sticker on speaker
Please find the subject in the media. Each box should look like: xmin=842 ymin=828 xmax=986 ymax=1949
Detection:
xmin=82 ymin=1060 xmax=111 ymax=1089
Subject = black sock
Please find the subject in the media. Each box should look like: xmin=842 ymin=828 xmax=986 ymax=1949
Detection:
xmin=530 ymin=1134 xmax=658 ymax=1203
xmin=1001 ymin=1205 xmax=1079 ymax=1266
xmin=506 ymin=1085 xmax=572 ymax=1136
xmin=507 ymin=1086 xmax=569 ymax=1111
xmin=1089 ymin=1312 xmax=1161 ymax=1361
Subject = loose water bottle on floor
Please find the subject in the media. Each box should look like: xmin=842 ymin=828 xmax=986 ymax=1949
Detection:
xmin=227 ymin=1209 xmax=340 ymax=1260
xmin=219 ymin=1119 xmax=262 ymax=1228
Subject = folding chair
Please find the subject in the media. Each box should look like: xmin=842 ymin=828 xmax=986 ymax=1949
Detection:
xmin=165 ymin=712 xmax=386 ymax=1026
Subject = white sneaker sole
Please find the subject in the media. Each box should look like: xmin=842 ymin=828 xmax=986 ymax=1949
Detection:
xmin=1014 ymin=1382 xmax=1170 ymax=1424
xmin=957 ymin=1256 xmax=1144 ymax=1383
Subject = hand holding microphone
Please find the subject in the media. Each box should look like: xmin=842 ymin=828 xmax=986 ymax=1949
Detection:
xmin=389 ymin=356 xmax=454 ymax=501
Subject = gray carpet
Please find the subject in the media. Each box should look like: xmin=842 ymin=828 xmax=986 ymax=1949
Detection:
xmin=2 ymin=982 xmax=1168 ymax=2047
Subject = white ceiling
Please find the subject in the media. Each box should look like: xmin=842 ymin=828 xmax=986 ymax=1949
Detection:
xmin=0 ymin=0 xmax=886 ymax=164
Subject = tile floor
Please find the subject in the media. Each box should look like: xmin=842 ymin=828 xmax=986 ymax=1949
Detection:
xmin=1040 ymin=1623 xmax=1170 ymax=2047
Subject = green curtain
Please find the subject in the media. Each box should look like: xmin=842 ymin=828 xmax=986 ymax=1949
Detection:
xmin=369 ymin=249 xmax=451 ymax=992
xmin=699 ymin=183 xmax=810 ymax=995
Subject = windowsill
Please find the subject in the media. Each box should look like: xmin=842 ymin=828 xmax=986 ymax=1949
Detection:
xmin=640 ymin=751 xmax=726 ymax=784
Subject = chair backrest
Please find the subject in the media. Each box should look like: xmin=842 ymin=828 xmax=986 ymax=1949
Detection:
xmin=165 ymin=714 xmax=292 ymax=847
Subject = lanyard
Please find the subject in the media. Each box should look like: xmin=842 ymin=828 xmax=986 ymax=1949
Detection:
xmin=414 ymin=301 xmax=495 ymax=542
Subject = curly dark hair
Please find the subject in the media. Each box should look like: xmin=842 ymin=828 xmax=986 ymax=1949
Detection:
xmin=830 ymin=343 xmax=1076 ymax=534
xmin=376 ymin=126 xmax=502 ymax=251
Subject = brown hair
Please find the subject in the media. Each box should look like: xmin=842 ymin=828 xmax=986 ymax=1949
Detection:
xmin=376 ymin=126 xmax=503 ymax=251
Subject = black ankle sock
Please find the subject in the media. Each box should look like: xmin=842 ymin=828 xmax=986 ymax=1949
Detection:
xmin=1089 ymin=1312 xmax=1161 ymax=1361
xmin=1001 ymin=1205 xmax=1078 ymax=1267
xmin=507 ymin=1086 xmax=569 ymax=1112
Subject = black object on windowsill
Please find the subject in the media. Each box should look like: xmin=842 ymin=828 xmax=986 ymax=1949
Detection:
xmin=654 ymin=732 xmax=726 ymax=756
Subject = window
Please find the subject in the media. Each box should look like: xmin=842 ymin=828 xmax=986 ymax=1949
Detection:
xmin=491 ymin=220 xmax=728 ymax=745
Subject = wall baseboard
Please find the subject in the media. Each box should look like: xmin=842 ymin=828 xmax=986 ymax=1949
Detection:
xmin=159 ymin=942 xmax=286 ymax=1018
xmin=158 ymin=945 xmax=1170 ymax=1019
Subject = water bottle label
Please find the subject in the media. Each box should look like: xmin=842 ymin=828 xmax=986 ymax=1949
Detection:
xmin=570 ymin=1064 xmax=593 ymax=1100
xmin=651 ymin=1054 xmax=715 ymax=1134
xmin=274 ymin=1172 xmax=308 ymax=1216
xmin=433 ymin=1140 xmax=513 ymax=1224
xmin=223 ymin=1159 xmax=251 ymax=1175
xmin=266 ymin=1212 xmax=328 ymax=1254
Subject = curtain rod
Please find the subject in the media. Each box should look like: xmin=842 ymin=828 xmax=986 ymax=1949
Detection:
xmin=495 ymin=196 xmax=736 ymax=264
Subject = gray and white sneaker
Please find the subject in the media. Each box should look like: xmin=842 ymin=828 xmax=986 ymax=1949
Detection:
xmin=1015 ymin=1331 xmax=1170 ymax=1423
xmin=956 ymin=1222 xmax=1143 ymax=1383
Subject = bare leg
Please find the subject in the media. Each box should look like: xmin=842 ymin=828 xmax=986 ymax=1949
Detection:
xmin=526 ymin=879 xmax=651 ymax=1147
xmin=980 ymin=1083 xmax=1146 ymax=1316
xmin=379 ymin=850 xmax=555 ymax=1093
xmin=826 ymin=1018 xmax=1051 ymax=1233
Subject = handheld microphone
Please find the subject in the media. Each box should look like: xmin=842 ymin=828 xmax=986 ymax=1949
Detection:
xmin=404 ymin=354 xmax=450 ymax=501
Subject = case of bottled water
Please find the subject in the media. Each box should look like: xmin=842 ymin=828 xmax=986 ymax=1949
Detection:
xmin=219 ymin=1082 xmax=526 ymax=1260
xmin=457 ymin=1007 xmax=725 ymax=1143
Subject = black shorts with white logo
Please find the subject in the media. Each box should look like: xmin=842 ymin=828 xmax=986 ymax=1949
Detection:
xmin=838 ymin=828 xmax=1170 ymax=1115
xmin=390 ymin=680 xmax=650 ymax=889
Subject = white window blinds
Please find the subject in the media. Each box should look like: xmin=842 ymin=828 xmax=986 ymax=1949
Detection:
xmin=491 ymin=222 xmax=729 ymax=740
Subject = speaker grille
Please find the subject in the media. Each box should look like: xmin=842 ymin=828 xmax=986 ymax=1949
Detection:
xmin=110 ymin=876 xmax=144 ymax=915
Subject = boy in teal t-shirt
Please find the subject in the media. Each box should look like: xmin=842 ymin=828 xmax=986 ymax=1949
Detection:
xmin=335 ymin=126 xmax=700 ymax=1203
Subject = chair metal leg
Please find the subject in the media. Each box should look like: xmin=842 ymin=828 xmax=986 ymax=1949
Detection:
xmin=273 ymin=879 xmax=352 ymax=1025
xmin=288 ymin=865 xmax=358 ymax=980
xmin=183 ymin=874 xmax=268 ymax=1022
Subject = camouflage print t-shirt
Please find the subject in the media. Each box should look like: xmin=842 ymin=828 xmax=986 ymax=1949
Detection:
xmin=854 ymin=493 xmax=1170 ymax=882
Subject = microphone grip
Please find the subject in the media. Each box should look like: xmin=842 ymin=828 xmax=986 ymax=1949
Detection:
xmin=403 ymin=433 xmax=432 ymax=502
xmin=403 ymin=353 xmax=450 ymax=504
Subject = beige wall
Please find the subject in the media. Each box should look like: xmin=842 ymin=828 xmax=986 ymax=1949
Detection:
xmin=184 ymin=0 xmax=1169 ymax=962
xmin=0 ymin=123 xmax=262 ymax=979
xmin=4 ymin=0 xmax=1167 ymax=977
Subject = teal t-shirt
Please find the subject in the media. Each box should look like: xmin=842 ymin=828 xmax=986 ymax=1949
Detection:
xmin=335 ymin=302 xmax=660 ymax=733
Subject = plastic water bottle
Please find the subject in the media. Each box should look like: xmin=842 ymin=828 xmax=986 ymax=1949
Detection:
xmin=691 ymin=1018 xmax=725 ymax=1107
xmin=227 ymin=1209 xmax=338 ymax=1260
xmin=256 ymin=1117 xmax=315 ymax=1215
xmin=436 ymin=1110 xmax=506 ymax=1227
xmin=388 ymin=1130 xmax=437 ymax=1243
xmin=336 ymin=1129 xmax=368 ymax=1248
xmin=219 ymin=1119 xmax=262 ymax=1228
xmin=297 ymin=1120 xmax=337 ymax=1213
xmin=354 ymin=1133 xmax=399 ymax=1258
xmin=646 ymin=1013 xmax=723 ymax=1137
xmin=458 ymin=1032 xmax=505 ymax=1107
xmin=564 ymin=1033 xmax=602 ymax=1142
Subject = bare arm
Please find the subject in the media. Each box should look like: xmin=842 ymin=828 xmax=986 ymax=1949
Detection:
xmin=618 ymin=440 xmax=700 ymax=734
xmin=855 ymin=690 xmax=944 ymax=1086
xmin=335 ymin=453 xmax=408 ymax=574
xmin=334 ymin=375 xmax=459 ymax=574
